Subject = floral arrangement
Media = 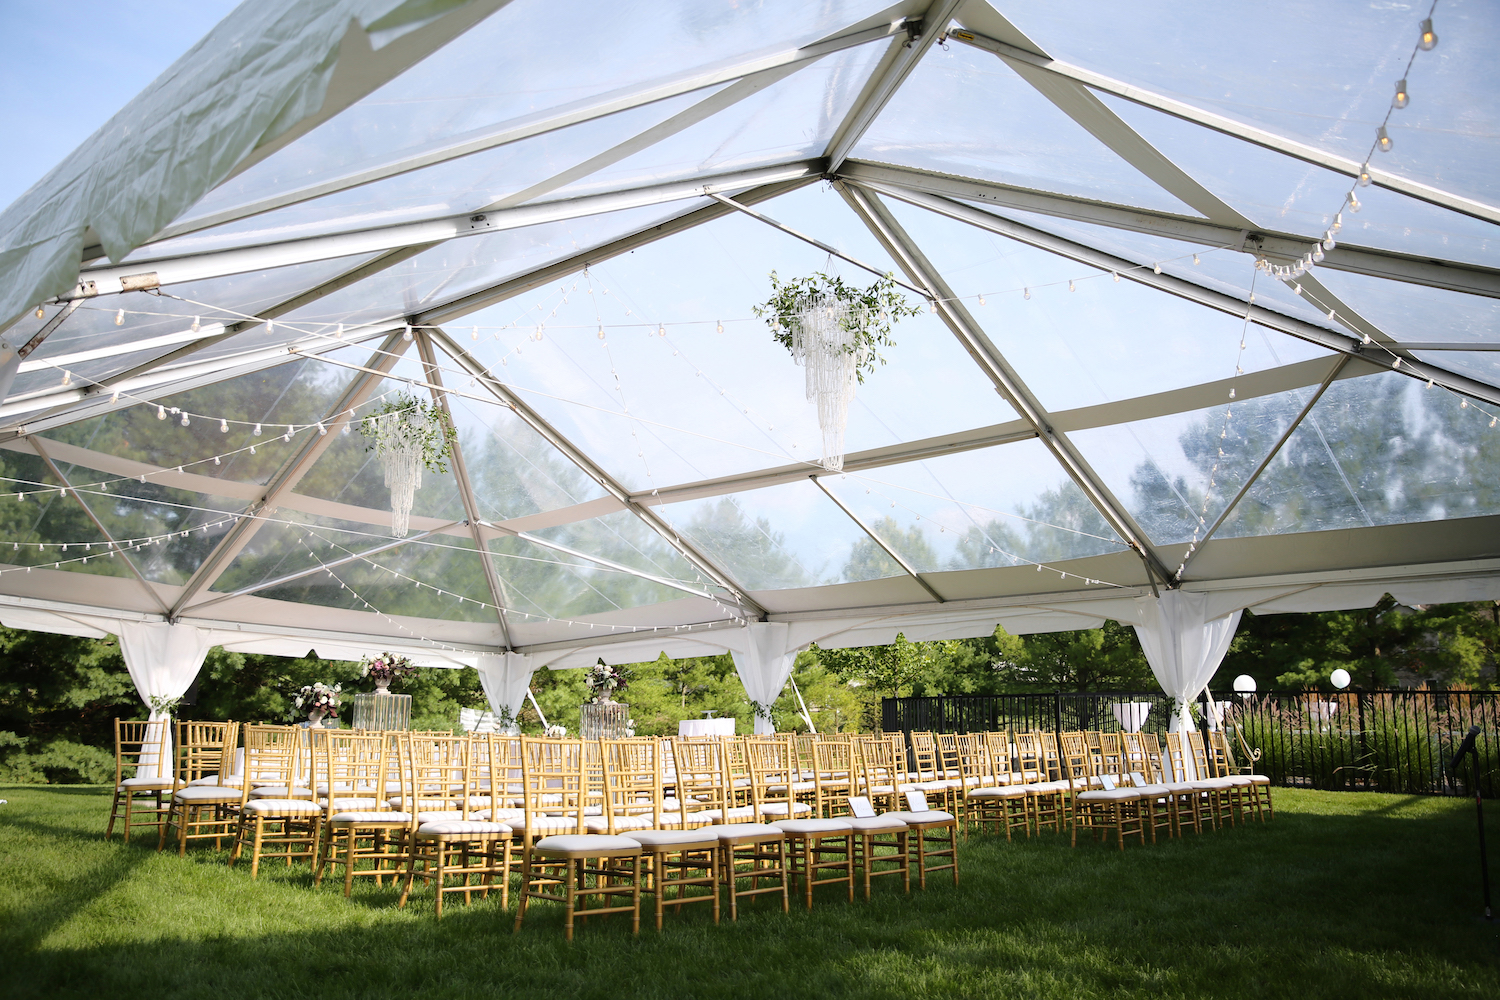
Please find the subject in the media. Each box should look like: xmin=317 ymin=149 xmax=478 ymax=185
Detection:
xmin=292 ymin=682 xmax=342 ymax=720
xmin=753 ymin=270 xmax=920 ymax=384
xmin=584 ymin=661 xmax=629 ymax=704
xmin=544 ymin=724 xmax=569 ymax=738
xmin=361 ymin=651 xmax=415 ymax=687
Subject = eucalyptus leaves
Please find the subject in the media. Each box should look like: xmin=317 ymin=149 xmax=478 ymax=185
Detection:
xmin=358 ymin=392 xmax=455 ymax=536
xmin=755 ymin=271 xmax=921 ymax=471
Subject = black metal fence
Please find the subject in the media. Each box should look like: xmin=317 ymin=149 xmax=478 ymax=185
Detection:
xmin=881 ymin=690 xmax=1500 ymax=798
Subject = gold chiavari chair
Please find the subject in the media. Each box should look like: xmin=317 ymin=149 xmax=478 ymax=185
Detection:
xmin=908 ymin=732 xmax=962 ymax=818
xmin=811 ymin=738 xmax=854 ymax=819
xmin=315 ymin=732 xmax=413 ymax=898
xmin=513 ymin=737 xmax=643 ymax=940
xmin=605 ymin=738 xmax=719 ymax=930
xmin=1162 ymin=732 xmax=1213 ymax=833
xmin=159 ymin=720 xmax=240 ymax=854
xmin=748 ymin=737 xmax=852 ymax=911
xmin=1120 ymin=732 xmax=1175 ymax=841
xmin=1021 ymin=732 xmax=1070 ymax=834
xmin=1189 ymin=731 xmax=1241 ymax=826
xmin=967 ymin=731 xmax=1029 ymax=840
xmin=229 ymin=724 xmax=323 ymax=878
xmin=1060 ymin=732 xmax=1144 ymax=851
xmin=842 ymin=797 xmax=909 ymax=899
xmin=853 ymin=734 xmax=905 ymax=813
xmin=106 ymin=718 xmax=173 ymax=843
xmin=881 ymin=788 xmax=959 ymax=891
xmin=1211 ymin=729 xmax=1273 ymax=821
xmin=398 ymin=733 xmax=515 ymax=916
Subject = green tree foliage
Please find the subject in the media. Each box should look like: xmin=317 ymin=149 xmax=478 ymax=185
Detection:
xmin=813 ymin=633 xmax=962 ymax=697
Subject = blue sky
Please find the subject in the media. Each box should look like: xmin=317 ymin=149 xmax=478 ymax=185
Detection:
xmin=0 ymin=1 xmax=239 ymax=211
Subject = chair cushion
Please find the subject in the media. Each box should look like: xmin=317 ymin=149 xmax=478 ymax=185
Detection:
xmin=705 ymin=822 xmax=786 ymax=843
xmin=172 ymin=785 xmax=242 ymax=803
xmin=757 ymin=802 xmax=813 ymax=817
xmin=250 ymin=786 xmax=314 ymax=799
xmin=695 ymin=806 xmax=756 ymax=823
xmin=533 ymin=834 xmax=642 ymax=856
xmin=1024 ymin=781 xmax=1071 ymax=793
xmin=1078 ymin=788 xmax=1142 ymax=802
xmin=584 ymin=814 xmax=657 ymax=833
xmin=323 ymin=797 xmax=382 ymax=811
xmin=331 ymin=811 xmax=412 ymax=824
xmin=187 ymin=775 xmax=242 ymax=787
xmin=119 ymin=776 xmax=174 ymax=789
xmin=770 ymin=818 xmax=854 ymax=836
xmin=244 ymin=798 xmax=322 ymax=816
xmin=843 ymin=815 xmax=908 ymax=834
xmin=418 ymin=820 xmax=512 ymax=837
xmin=881 ymin=810 xmax=956 ymax=826
xmin=623 ymin=828 xmax=720 ymax=849
xmin=1190 ymin=778 xmax=1237 ymax=790
xmin=1247 ymin=774 xmax=1272 ymax=785
xmin=967 ymin=785 xmax=1027 ymax=799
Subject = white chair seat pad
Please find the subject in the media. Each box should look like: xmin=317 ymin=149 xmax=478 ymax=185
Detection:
xmin=120 ymin=776 xmax=174 ymax=789
xmin=967 ymin=785 xmax=1027 ymax=799
xmin=623 ymin=828 xmax=719 ymax=849
xmin=244 ymin=798 xmax=322 ymax=816
xmin=696 ymin=806 xmax=756 ymax=823
xmin=1247 ymin=774 xmax=1272 ymax=785
xmin=757 ymin=802 xmax=813 ymax=817
xmin=250 ymin=786 xmax=314 ymax=799
xmin=1025 ymin=781 xmax=1071 ymax=793
xmin=187 ymin=775 xmax=241 ymax=787
xmin=881 ymin=810 xmax=956 ymax=825
xmin=705 ymin=822 xmax=785 ymax=843
xmin=533 ymin=834 xmax=641 ymax=855
xmin=323 ymin=797 xmax=381 ymax=811
xmin=515 ymin=815 xmax=585 ymax=833
xmin=173 ymin=785 xmax=241 ymax=802
xmin=844 ymin=816 xmax=908 ymax=834
xmin=771 ymin=818 xmax=853 ymax=836
xmin=1078 ymin=788 xmax=1142 ymax=802
xmin=418 ymin=820 xmax=512 ymax=837
xmin=331 ymin=810 xmax=412 ymax=824
xmin=584 ymin=814 xmax=656 ymax=833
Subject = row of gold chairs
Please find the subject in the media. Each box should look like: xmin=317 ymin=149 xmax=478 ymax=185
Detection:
xmin=107 ymin=721 xmax=962 ymax=938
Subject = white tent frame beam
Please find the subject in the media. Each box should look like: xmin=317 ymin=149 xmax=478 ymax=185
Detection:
xmin=824 ymin=0 xmax=966 ymax=171
xmin=946 ymin=25 xmax=1500 ymax=228
xmin=150 ymin=14 xmax=916 ymax=242
xmin=856 ymin=180 xmax=1500 ymax=405
xmin=414 ymin=331 xmax=514 ymax=648
xmin=835 ymin=160 xmax=1500 ymax=300
xmin=812 ymin=475 xmax=946 ymax=603
xmin=168 ymin=330 xmax=412 ymax=616
xmin=28 ymin=437 xmax=171 ymax=616
xmin=838 ymin=182 xmax=1174 ymax=587
xmin=427 ymin=325 xmax=767 ymax=620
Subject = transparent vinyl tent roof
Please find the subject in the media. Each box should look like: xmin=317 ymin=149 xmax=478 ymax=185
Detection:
xmin=0 ymin=0 xmax=1496 ymax=666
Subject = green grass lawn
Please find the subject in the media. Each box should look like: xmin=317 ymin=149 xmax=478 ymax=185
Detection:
xmin=1 ymin=786 xmax=1496 ymax=1000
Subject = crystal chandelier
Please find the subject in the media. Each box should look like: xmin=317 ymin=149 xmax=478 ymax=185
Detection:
xmin=366 ymin=406 xmax=441 ymax=536
xmin=789 ymin=293 xmax=870 ymax=472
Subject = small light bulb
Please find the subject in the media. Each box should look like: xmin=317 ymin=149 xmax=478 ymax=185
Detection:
xmin=317 ymin=422 xmax=327 ymax=436
xmin=60 ymin=370 xmax=71 ymax=386
xmin=1461 ymin=399 xmax=1469 ymax=409
xmin=977 ymin=294 xmax=985 ymax=306
xmin=114 ymin=309 xmax=124 ymax=326
xmin=403 ymin=324 xmax=413 ymax=342
xmin=1023 ymin=287 xmax=1030 ymax=300
xmin=1358 ymin=166 xmax=1372 ymax=187
xmin=657 ymin=323 xmax=666 ymax=337
xmin=1362 ymin=333 xmax=1372 ymax=345
xmin=1328 ymin=308 xmax=1336 ymax=320
xmin=219 ymin=418 xmax=228 ymax=433
xmin=157 ymin=406 xmax=166 ymax=420
xmin=190 ymin=316 xmax=200 ymax=333
xmin=265 ymin=320 xmax=274 ymax=336
xmin=283 ymin=428 xmax=292 ymax=442
xmin=1376 ymin=126 xmax=1392 ymax=153
xmin=1393 ymin=358 xmax=1402 ymax=369
xmin=1348 ymin=193 xmax=1361 ymax=213
xmin=472 ymin=326 xmax=479 ymax=341
xmin=1068 ymin=280 xmax=1076 ymax=292
xmin=35 ymin=305 xmax=44 ymax=319
xmin=1419 ymin=18 xmax=1437 ymax=51
xmin=180 ymin=413 xmax=190 ymax=426
xmin=1313 ymin=246 xmax=1324 ymax=263
xmin=1153 ymin=262 xmax=1162 ymax=274
xmin=1323 ymin=236 xmax=1337 ymax=251
xmin=252 ymin=423 xmax=261 ymax=436
xmin=1392 ymin=78 xmax=1409 ymax=109
xmin=715 ymin=320 xmax=724 ymax=334
xmin=1112 ymin=271 xmax=1119 ymax=282
xmin=335 ymin=323 xmax=344 ymax=339
xmin=1293 ymin=283 xmax=1302 ymax=295
xmin=1192 ymin=254 xmax=1200 ymax=265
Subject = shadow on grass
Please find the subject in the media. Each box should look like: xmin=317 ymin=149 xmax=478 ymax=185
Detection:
xmin=3 ymin=788 xmax=1498 ymax=1000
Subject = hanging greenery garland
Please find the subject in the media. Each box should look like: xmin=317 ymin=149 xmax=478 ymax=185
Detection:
xmin=754 ymin=270 xmax=921 ymax=470
xmin=358 ymin=391 xmax=455 ymax=537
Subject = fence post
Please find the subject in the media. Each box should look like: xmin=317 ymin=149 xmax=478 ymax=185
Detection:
xmin=1053 ymin=690 xmax=1063 ymax=734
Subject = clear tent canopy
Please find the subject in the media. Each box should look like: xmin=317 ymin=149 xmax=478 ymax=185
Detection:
xmin=0 ymin=0 xmax=1496 ymax=694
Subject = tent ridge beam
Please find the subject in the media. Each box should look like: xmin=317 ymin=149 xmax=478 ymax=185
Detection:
xmin=424 ymin=327 xmax=767 ymax=619
xmin=28 ymin=438 xmax=171 ymax=616
xmin=416 ymin=331 xmax=514 ymax=649
xmin=166 ymin=330 xmax=412 ymax=615
xmin=836 ymin=160 xmax=1500 ymax=300
xmin=813 ymin=475 xmax=946 ymax=603
xmin=946 ymin=26 xmax=1500 ymax=227
xmin=858 ymin=180 xmax=1500 ymax=404
xmin=836 ymin=182 xmax=1176 ymax=586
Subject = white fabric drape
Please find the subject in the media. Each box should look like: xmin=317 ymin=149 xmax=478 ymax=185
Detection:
xmin=727 ymin=622 xmax=798 ymax=734
xmin=470 ymin=652 xmax=536 ymax=730
xmin=116 ymin=621 xmax=216 ymax=778
xmin=1129 ymin=591 xmax=1242 ymax=735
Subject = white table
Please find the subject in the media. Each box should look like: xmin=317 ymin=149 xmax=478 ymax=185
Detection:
xmin=678 ymin=718 xmax=736 ymax=737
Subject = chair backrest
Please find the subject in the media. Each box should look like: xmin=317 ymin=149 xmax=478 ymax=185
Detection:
xmin=1096 ymin=732 xmax=1125 ymax=777
xmin=173 ymin=720 xmax=236 ymax=789
xmin=1038 ymin=732 xmax=1063 ymax=781
xmin=721 ymin=735 xmax=751 ymax=804
xmin=909 ymin=731 xmax=941 ymax=780
xmin=954 ymin=733 xmax=989 ymax=786
xmin=1134 ymin=733 xmax=1166 ymax=783
xmin=855 ymin=733 xmax=899 ymax=792
xmin=401 ymin=733 xmax=469 ymax=816
xmin=670 ymin=737 xmax=728 ymax=826
xmin=1014 ymin=731 xmax=1043 ymax=782
xmin=319 ymin=731 xmax=391 ymax=820
xmin=982 ymin=731 xmax=1015 ymax=784
xmin=1057 ymin=732 xmax=1094 ymax=790
xmin=1206 ymin=730 xmax=1235 ymax=776
xmin=744 ymin=737 xmax=795 ymax=816
xmin=114 ymin=718 xmax=172 ymax=784
xmin=518 ymin=737 xmax=589 ymax=835
xmin=1186 ymin=731 xmax=1212 ymax=778
xmin=1162 ymin=731 xmax=1190 ymax=782
xmin=600 ymin=737 xmax=662 ymax=834
xmin=237 ymin=724 xmax=304 ymax=805
xmin=811 ymin=737 xmax=852 ymax=816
